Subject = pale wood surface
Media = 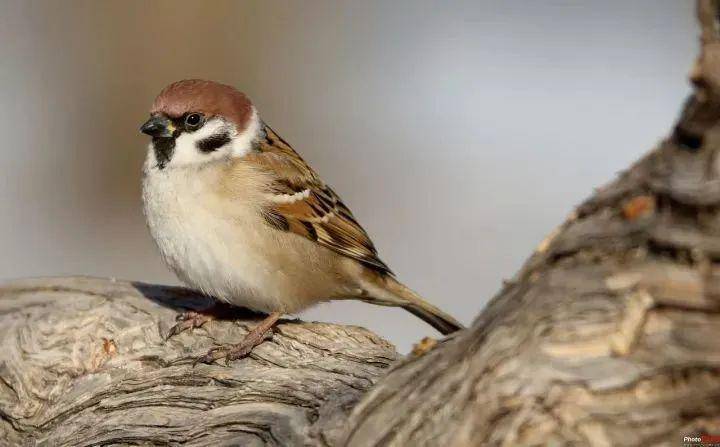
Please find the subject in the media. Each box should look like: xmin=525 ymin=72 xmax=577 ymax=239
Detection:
xmin=0 ymin=277 xmax=396 ymax=446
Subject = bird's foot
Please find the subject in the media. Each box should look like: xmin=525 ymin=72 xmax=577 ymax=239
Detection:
xmin=194 ymin=311 xmax=282 ymax=365
xmin=165 ymin=301 xmax=246 ymax=340
xmin=165 ymin=310 xmax=214 ymax=340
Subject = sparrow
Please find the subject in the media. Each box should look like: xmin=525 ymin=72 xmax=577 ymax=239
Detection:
xmin=140 ymin=79 xmax=463 ymax=363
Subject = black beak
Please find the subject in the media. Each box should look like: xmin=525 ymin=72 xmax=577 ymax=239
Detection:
xmin=140 ymin=115 xmax=173 ymax=138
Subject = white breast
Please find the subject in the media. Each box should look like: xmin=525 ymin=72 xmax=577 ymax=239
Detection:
xmin=142 ymin=162 xmax=291 ymax=313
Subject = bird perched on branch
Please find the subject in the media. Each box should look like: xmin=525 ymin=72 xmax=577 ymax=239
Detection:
xmin=140 ymin=79 xmax=463 ymax=363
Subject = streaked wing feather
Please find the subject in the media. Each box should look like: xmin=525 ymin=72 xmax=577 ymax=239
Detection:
xmin=251 ymin=124 xmax=392 ymax=274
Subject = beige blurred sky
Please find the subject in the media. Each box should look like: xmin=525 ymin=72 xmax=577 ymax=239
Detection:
xmin=0 ymin=0 xmax=696 ymax=351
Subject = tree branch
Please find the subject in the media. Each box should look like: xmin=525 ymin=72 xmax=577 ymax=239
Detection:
xmin=0 ymin=277 xmax=396 ymax=446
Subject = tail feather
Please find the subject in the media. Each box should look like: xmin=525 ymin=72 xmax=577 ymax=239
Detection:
xmin=361 ymin=275 xmax=464 ymax=335
xmin=401 ymin=300 xmax=464 ymax=335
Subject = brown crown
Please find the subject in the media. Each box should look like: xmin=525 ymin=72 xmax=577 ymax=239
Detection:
xmin=150 ymin=79 xmax=253 ymax=131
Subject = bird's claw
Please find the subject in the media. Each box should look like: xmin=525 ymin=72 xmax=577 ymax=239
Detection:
xmin=192 ymin=330 xmax=270 ymax=366
xmin=165 ymin=310 xmax=213 ymax=341
xmin=192 ymin=347 xmax=226 ymax=367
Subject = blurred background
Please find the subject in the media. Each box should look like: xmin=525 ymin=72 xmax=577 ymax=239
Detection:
xmin=0 ymin=1 xmax=696 ymax=352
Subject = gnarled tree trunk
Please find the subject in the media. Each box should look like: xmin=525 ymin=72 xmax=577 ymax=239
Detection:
xmin=342 ymin=2 xmax=720 ymax=445
xmin=2 ymin=2 xmax=720 ymax=446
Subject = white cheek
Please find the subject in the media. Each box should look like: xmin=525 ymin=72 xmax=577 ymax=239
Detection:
xmin=144 ymin=107 xmax=261 ymax=171
xmin=170 ymin=119 xmax=232 ymax=167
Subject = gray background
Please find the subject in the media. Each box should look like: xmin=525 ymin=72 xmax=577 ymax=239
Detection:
xmin=0 ymin=1 xmax=696 ymax=352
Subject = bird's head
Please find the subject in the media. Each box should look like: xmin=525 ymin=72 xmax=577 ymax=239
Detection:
xmin=140 ymin=79 xmax=260 ymax=170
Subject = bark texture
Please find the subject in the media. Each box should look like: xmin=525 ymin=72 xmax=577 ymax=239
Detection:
xmin=343 ymin=2 xmax=720 ymax=446
xmin=3 ymin=2 xmax=720 ymax=446
xmin=0 ymin=277 xmax=397 ymax=446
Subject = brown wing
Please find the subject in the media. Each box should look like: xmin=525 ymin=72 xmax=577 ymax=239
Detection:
xmin=248 ymin=123 xmax=392 ymax=275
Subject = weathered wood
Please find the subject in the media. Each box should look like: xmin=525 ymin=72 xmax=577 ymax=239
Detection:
xmin=0 ymin=277 xmax=397 ymax=446
xmin=3 ymin=2 xmax=720 ymax=446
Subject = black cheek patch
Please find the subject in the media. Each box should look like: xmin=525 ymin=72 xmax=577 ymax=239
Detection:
xmin=197 ymin=132 xmax=232 ymax=153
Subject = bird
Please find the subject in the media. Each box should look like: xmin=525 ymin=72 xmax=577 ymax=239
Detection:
xmin=139 ymin=79 xmax=463 ymax=363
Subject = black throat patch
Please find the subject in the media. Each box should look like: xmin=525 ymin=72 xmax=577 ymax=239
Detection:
xmin=197 ymin=132 xmax=232 ymax=153
xmin=152 ymin=137 xmax=176 ymax=170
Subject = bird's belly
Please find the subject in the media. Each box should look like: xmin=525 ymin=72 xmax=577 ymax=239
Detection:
xmin=142 ymin=170 xmax=342 ymax=313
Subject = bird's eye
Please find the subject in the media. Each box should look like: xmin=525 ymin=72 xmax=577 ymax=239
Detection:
xmin=184 ymin=113 xmax=204 ymax=128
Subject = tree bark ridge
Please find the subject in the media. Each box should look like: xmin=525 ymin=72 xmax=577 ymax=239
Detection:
xmin=0 ymin=277 xmax=397 ymax=446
